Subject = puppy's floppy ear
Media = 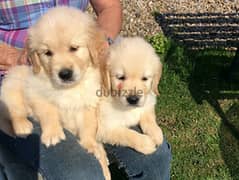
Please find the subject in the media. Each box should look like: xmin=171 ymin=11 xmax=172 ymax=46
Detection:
xmin=29 ymin=52 xmax=41 ymax=74
xmin=88 ymin=26 xmax=110 ymax=90
xmin=25 ymin=39 xmax=41 ymax=74
xmin=88 ymin=27 xmax=108 ymax=67
xmin=100 ymin=58 xmax=111 ymax=91
xmin=152 ymin=59 xmax=163 ymax=96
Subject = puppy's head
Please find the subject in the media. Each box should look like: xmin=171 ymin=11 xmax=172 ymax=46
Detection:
xmin=27 ymin=7 xmax=107 ymax=88
xmin=104 ymin=37 xmax=162 ymax=107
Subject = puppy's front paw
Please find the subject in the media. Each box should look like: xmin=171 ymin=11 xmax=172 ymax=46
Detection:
xmin=150 ymin=126 xmax=163 ymax=146
xmin=135 ymin=134 xmax=156 ymax=155
xmin=12 ymin=118 xmax=33 ymax=137
xmin=41 ymin=127 xmax=65 ymax=147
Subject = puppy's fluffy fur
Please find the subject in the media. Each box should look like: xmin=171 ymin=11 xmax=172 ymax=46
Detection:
xmin=0 ymin=7 xmax=110 ymax=180
xmin=97 ymin=37 xmax=163 ymax=154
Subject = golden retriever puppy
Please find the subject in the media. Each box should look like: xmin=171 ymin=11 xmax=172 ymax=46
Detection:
xmin=97 ymin=37 xmax=163 ymax=154
xmin=0 ymin=7 xmax=110 ymax=180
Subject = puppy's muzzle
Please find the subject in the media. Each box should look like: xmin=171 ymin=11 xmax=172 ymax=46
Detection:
xmin=126 ymin=95 xmax=140 ymax=105
xmin=58 ymin=68 xmax=74 ymax=82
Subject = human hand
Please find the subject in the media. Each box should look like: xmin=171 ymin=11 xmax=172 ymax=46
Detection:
xmin=0 ymin=43 xmax=28 ymax=71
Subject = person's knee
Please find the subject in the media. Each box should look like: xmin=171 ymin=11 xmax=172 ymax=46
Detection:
xmin=107 ymin=137 xmax=171 ymax=180
xmin=142 ymin=139 xmax=172 ymax=180
xmin=159 ymin=138 xmax=172 ymax=159
xmin=128 ymin=138 xmax=172 ymax=180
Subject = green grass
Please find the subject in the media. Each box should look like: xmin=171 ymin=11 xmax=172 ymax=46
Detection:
xmin=148 ymin=34 xmax=239 ymax=179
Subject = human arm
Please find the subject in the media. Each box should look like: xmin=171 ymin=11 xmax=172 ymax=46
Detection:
xmin=0 ymin=43 xmax=28 ymax=71
xmin=90 ymin=0 xmax=122 ymax=40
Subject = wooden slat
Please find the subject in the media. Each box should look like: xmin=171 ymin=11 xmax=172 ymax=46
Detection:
xmin=156 ymin=12 xmax=239 ymax=48
xmin=179 ymin=39 xmax=239 ymax=48
xmin=158 ymin=16 xmax=239 ymax=25
xmin=173 ymin=32 xmax=239 ymax=40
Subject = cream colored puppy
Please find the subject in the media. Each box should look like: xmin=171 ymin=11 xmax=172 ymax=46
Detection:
xmin=0 ymin=7 xmax=110 ymax=180
xmin=97 ymin=37 xmax=163 ymax=154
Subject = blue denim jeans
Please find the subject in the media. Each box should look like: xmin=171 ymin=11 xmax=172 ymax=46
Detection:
xmin=0 ymin=122 xmax=171 ymax=180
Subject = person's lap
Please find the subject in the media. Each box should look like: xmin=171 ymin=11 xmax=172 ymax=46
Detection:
xmin=106 ymin=126 xmax=171 ymax=180
xmin=107 ymin=139 xmax=171 ymax=180
xmin=0 ymin=123 xmax=104 ymax=180
xmin=0 ymin=121 xmax=171 ymax=180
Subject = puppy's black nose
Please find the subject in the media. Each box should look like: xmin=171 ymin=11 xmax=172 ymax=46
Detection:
xmin=58 ymin=68 xmax=73 ymax=81
xmin=126 ymin=95 xmax=140 ymax=105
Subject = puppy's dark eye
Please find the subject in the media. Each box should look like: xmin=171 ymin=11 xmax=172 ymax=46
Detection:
xmin=45 ymin=50 xmax=53 ymax=57
xmin=142 ymin=77 xmax=148 ymax=81
xmin=69 ymin=46 xmax=79 ymax=52
xmin=117 ymin=75 xmax=126 ymax=81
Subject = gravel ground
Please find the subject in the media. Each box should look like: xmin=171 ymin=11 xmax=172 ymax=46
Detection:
xmin=88 ymin=0 xmax=239 ymax=37
xmin=160 ymin=0 xmax=239 ymax=14
xmin=120 ymin=0 xmax=162 ymax=37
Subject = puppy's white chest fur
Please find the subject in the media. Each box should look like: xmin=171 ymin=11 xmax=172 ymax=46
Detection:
xmin=101 ymin=100 xmax=141 ymax=127
xmin=25 ymin=67 xmax=100 ymax=134
xmin=99 ymin=94 xmax=156 ymax=129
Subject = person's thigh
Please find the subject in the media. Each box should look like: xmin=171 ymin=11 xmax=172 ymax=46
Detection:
xmin=106 ymin=128 xmax=172 ymax=180
xmin=0 ymin=121 xmax=104 ymax=180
